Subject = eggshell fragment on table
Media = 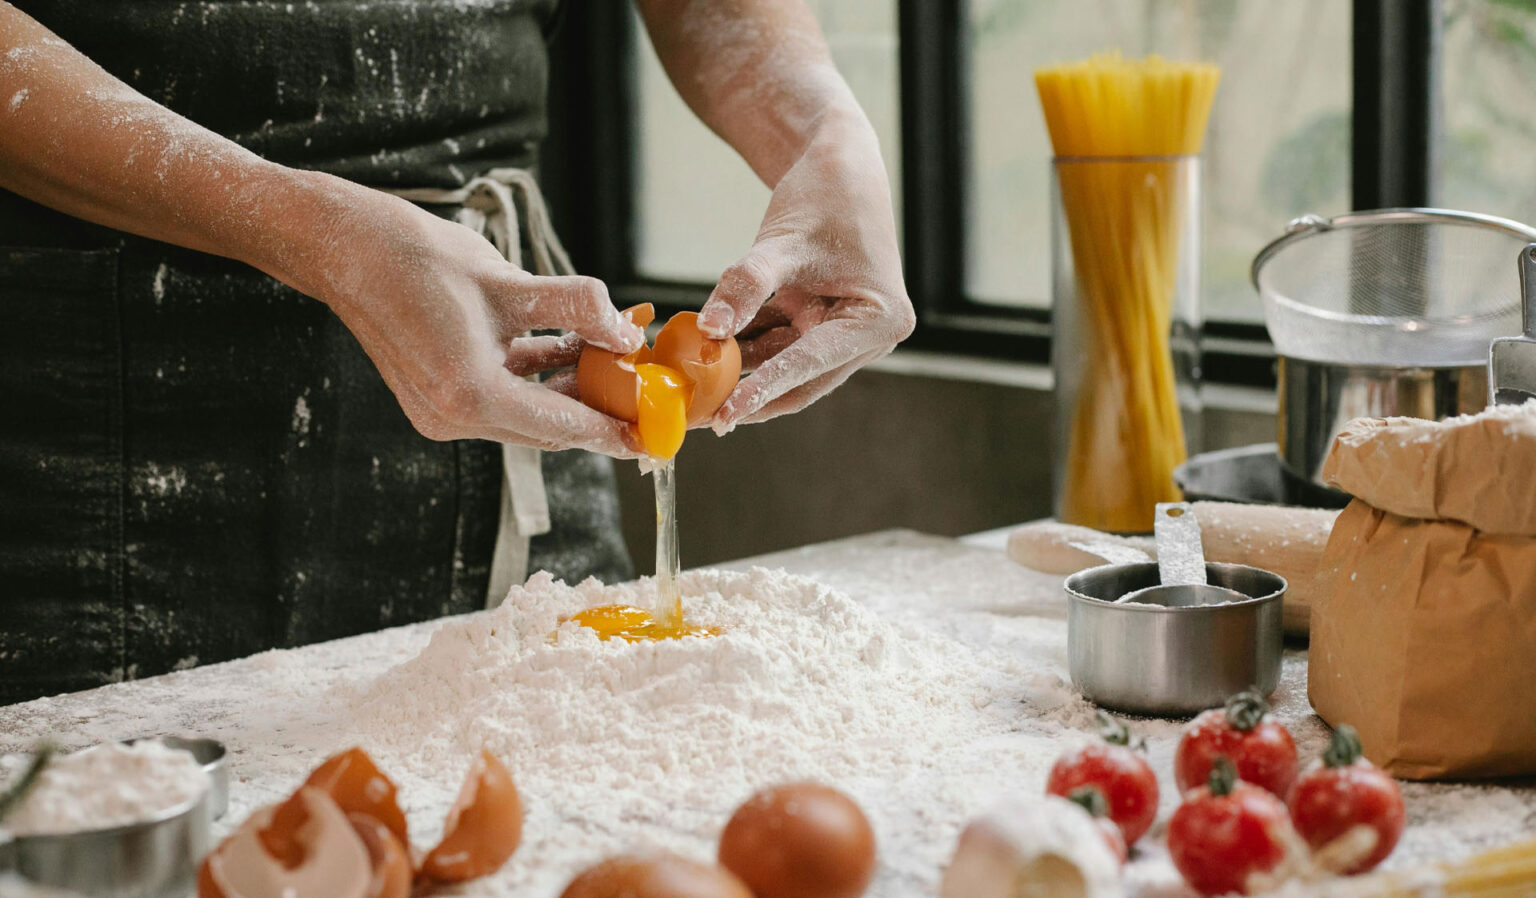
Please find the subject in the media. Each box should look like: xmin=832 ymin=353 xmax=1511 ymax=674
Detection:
xmin=198 ymin=787 xmax=372 ymax=898
xmin=303 ymin=747 xmax=409 ymax=848
xmin=348 ymin=812 xmax=412 ymax=898
xmin=419 ymin=749 xmax=524 ymax=883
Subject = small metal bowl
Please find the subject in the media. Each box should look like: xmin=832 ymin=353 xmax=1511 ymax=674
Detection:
xmin=1065 ymin=561 xmax=1286 ymax=717
xmin=0 ymin=788 xmax=210 ymax=897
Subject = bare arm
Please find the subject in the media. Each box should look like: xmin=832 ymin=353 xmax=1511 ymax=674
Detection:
xmin=0 ymin=2 xmax=645 ymax=456
xmin=0 ymin=3 xmax=330 ymax=292
xmin=635 ymin=0 xmax=856 ymax=188
xmin=634 ymin=0 xmax=914 ymax=428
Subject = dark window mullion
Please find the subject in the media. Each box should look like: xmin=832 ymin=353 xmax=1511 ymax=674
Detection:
xmin=1353 ymin=0 xmax=1441 ymax=209
xmin=543 ymin=1 xmax=636 ymax=282
xmin=898 ymin=0 xmax=967 ymax=322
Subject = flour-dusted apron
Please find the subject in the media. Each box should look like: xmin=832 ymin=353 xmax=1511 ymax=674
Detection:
xmin=0 ymin=0 xmax=632 ymax=705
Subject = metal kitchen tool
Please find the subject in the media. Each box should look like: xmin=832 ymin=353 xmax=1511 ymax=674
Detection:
xmin=1116 ymin=503 xmax=1248 ymax=607
xmin=1065 ymin=553 xmax=1286 ymax=716
xmin=1489 ymin=244 xmax=1536 ymax=405
xmin=1253 ymin=208 xmax=1536 ymax=485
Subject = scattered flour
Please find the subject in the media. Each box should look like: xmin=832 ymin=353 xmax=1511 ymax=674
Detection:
xmin=340 ymin=567 xmax=1094 ymax=893
xmin=0 ymin=741 xmax=208 ymax=837
xmin=0 ymin=538 xmax=1530 ymax=895
xmin=6 ymin=89 xmax=26 ymax=113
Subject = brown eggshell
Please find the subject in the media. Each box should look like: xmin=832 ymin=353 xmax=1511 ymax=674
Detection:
xmin=304 ymin=747 xmax=410 ymax=849
xmin=653 ymin=311 xmax=742 ymax=426
xmin=200 ymin=787 xmax=372 ymax=898
xmin=561 ymin=852 xmax=752 ymax=898
xmin=348 ymin=813 xmax=413 ymax=898
xmin=577 ymin=304 xmax=655 ymax=423
xmin=419 ymin=750 xmax=524 ymax=883
xmin=718 ymin=782 xmax=877 ymax=898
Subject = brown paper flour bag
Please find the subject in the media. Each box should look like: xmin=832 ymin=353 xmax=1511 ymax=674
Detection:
xmin=1310 ymin=501 xmax=1536 ymax=779
xmin=1323 ymin=402 xmax=1536 ymax=536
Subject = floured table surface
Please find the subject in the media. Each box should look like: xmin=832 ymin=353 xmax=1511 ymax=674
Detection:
xmin=3 ymin=530 xmax=1533 ymax=896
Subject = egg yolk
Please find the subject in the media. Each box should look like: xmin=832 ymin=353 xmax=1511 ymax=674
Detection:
xmin=633 ymin=363 xmax=691 ymax=460
xmin=559 ymin=604 xmax=720 ymax=642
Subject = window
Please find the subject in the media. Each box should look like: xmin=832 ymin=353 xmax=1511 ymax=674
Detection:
xmin=550 ymin=1 xmax=1536 ymax=385
xmin=965 ymin=1 xmax=1351 ymax=321
xmin=1440 ymin=0 xmax=1536 ymax=222
xmin=633 ymin=2 xmax=902 ymax=285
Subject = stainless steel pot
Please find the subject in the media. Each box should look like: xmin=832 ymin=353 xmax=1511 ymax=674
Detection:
xmin=1276 ymin=356 xmax=1487 ymax=486
xmin=1065 ymin=562 xmax=1285 ymax=717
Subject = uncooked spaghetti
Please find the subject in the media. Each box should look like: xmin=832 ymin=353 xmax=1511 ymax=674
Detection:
xmin=1037 ymin=53 xmax=1220 ymax=532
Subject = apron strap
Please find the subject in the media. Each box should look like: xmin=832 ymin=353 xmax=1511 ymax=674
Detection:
xmin=383 ymin=168 xmax=573 ymax=608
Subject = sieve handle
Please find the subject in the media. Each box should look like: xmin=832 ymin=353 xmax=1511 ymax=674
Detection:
xmin=1523 ymin=244 xmax=1536 ymax=339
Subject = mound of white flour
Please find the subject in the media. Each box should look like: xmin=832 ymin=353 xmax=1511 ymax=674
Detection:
xmin=343 ymin=567 xmax=1066 ymax=893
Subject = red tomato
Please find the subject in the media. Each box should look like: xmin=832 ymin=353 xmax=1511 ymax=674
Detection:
xmin=1061 ymin=785 xmax=1129 ymax=866
xmin=1046 ymin=713 xmax=1160 ymax=845
xmin=1175 ymin=691 xmax=1298 ymax=799
xmin=1287 ymin=725 xmax=1405 ymax=875
xmin=1168 ymin=758 xmax=1298 ymax=896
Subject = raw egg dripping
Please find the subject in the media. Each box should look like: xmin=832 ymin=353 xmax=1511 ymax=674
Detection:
xmin=572 ymin=306 xmax=742 ymax=642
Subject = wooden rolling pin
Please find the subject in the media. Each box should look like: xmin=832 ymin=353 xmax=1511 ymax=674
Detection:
xmin=1007 ymin=502 xmax=1339 ymax=637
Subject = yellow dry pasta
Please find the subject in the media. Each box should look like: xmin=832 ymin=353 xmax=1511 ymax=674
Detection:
xmin=1036 ymin=53 xmax=1220 ymax=533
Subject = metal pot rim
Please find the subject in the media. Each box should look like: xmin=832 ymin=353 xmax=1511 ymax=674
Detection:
xmin=1064 ymin=561 xmax=1287 ymax=612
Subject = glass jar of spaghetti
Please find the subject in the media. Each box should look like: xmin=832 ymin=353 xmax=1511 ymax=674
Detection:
xmin=1049 ymin=155 xmax=1202 ymax=533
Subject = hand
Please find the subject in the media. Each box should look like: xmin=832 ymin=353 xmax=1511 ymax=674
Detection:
xmin=297 ymin=177 xmax=646 ymax=457
xmin=697 ymin=112 xmax=914 ymax=432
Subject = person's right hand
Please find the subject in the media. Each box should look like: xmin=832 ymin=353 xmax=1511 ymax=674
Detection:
xmin=292 ymin=176 xmax=646 ymax=458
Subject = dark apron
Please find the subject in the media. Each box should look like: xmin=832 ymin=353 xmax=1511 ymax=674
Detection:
xmin=0 ymin=0 xmax=632 ymax=705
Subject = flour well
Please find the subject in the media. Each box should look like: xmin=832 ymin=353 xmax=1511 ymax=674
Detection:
xmin=344 ymin=567 xmax=1051 ymax=893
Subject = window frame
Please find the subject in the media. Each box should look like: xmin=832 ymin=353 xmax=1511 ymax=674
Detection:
xmin=544 ymin=0 xmax=1441 ymax=390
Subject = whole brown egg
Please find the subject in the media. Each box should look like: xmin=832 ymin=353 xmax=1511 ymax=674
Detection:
xmin=718 ymin=782 xmax=877 ymax=898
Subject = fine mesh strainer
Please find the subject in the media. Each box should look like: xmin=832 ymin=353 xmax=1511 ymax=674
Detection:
xmin=1253 ymin=208 xmax=1536 ymax=367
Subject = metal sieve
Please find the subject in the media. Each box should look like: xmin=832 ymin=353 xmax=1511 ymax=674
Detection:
xmin=1253 ymin=208 xmax=1536 ymax=367
xmin=1252 ymin=208 xmax=1536 ymax=486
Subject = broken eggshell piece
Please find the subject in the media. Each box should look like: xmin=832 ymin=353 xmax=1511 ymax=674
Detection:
xmin=303 ymin=747 xmax=410 ymax=849
xmin=419 ymin=749 xmax=525 ymax=883
xmin=198 ymin=788 xmax=374 ymax=898
xmin=653 ymin=311 xmax=743 ymax=426
xmin=577 ymin=303 xmax=657 ymax=424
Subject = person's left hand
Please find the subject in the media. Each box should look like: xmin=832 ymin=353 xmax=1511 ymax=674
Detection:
xmin=696 ymin=112 xmax=914 ymax=432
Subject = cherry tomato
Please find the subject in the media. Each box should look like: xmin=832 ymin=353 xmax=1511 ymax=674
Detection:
xmin=1287 ymin=725 xmax=1405 ymax=875
xmin=1046 ymin=712 xmax=1159 ymax=846
xmin=1062 ymin=785 xmax=1128 ymax=867
xmin=1168 ymin=758 xmax=1297 ymax=896
xmin=1175 ymin=691 xmax=1298 ymax=799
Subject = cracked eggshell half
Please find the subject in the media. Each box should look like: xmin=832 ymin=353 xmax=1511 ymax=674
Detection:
xmin=652 ymin=311 xmax=742 ymax=426
xmin=577 ymin=303 xmax=655 ymax=423
xmin=418 ymin=750 xmax=524 ymax=883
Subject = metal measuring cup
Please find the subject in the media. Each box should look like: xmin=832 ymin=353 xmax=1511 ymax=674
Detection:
xmin=1063 ymin=504 xmax=1286 ymax=716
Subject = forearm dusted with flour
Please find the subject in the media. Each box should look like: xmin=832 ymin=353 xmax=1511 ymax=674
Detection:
xmin=0 ymin=2 xmax=646 ymax=455
xmin=635 ymin=0 xmax=863 ymax=188
xmin=0 ymin=3 xmax=351 ymax=296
